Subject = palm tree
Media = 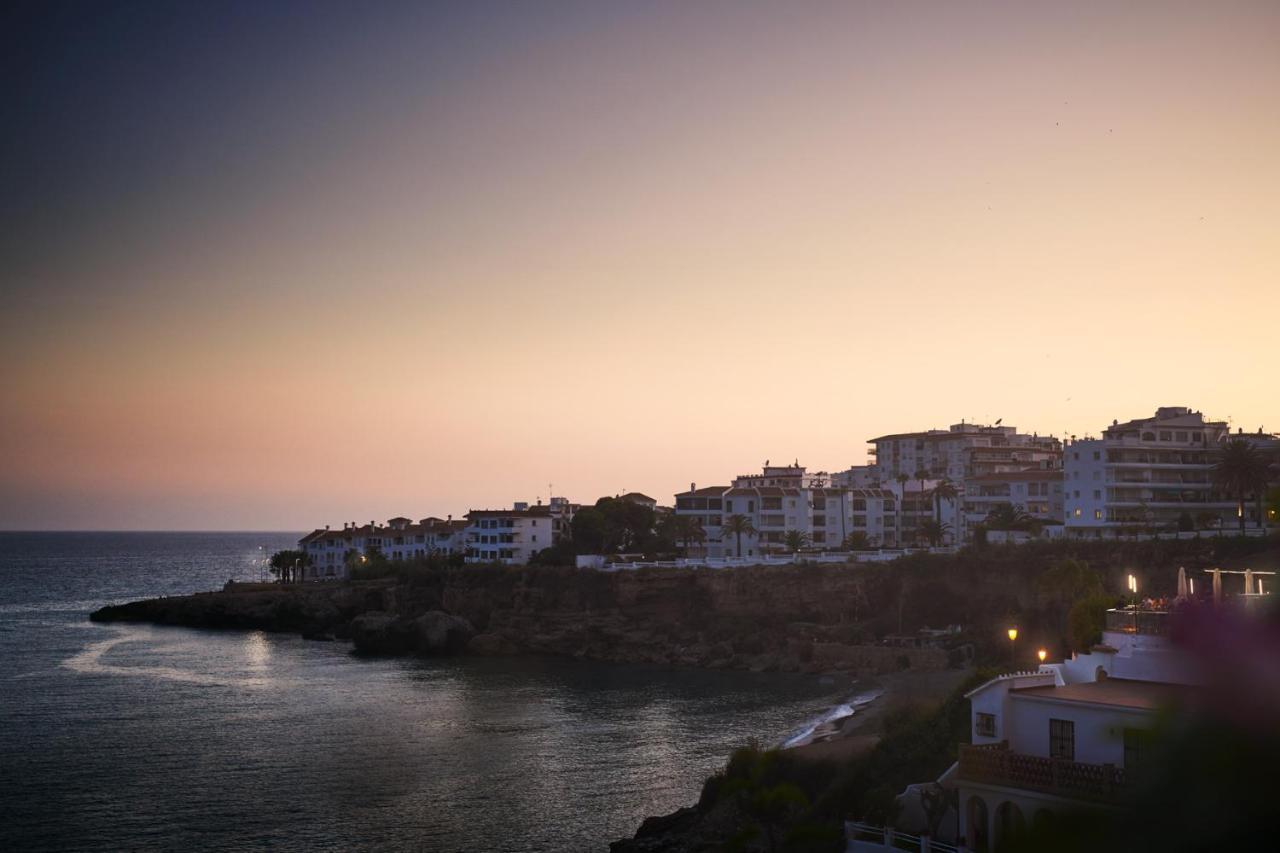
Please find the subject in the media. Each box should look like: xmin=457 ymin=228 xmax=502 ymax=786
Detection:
xmin=985 ymin=502 xmax=1034 ymax=532
xmin=895 ymin=473 xmax=911 ymax=545
xmin=783 ymin=529 xmax=809 ymax=554
xmin=722 ymin=514 xmax=756 ymax=559
xmin=842 ymin=531 xmax=872 ymax=551
xmin=668 ymin=515 xmax=706 ymax=557
xmin=933 ymin=479 xmax=960 ymax=544
xmin=919 ymin=519 xmax=952 ymax=547
xmin=1213 ymin=438 xmax=1270 ymax=533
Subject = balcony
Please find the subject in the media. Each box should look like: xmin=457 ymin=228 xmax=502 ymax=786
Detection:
xmin=957 ymin=742 xmax=1130 ymax=803
xmin=1105 ymin=607 xmax=1168 ymax=636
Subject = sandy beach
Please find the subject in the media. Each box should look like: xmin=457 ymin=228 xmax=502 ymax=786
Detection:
xmin=786 ymin=667 xmax=974 ymax=762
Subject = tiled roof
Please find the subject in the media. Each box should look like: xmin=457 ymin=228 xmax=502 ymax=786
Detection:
xmin=675 ymin=486 xmax=729 ymax=497
xmin=466 ymin=507 xmax=553 ymax=519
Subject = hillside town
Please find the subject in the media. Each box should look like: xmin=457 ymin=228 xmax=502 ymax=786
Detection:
xmin=293 ymin=406 xmax=1280 ymax=580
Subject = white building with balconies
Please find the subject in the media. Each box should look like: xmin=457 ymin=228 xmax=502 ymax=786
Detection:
xmin=1064 ymin=406 xmax=1277 ymax=536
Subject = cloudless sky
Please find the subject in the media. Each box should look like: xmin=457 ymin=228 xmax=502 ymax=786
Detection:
xmin=2 ymin=0 xmax=1277 ymax=530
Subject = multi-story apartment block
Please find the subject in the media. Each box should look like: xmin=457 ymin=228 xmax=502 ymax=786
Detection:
xmin=867 ymin=421 xmax=1061 ymax=483
xmin=673 ymin=484 xmax=729 ymax=558
xmin=675 ymin=465 xmax=905 ymax=556
xmin=963 ymin=470 xmax=1065 ymax=532
xmin=464 ymin=498 xmax=575 ymax=565
xmin=298 ymin=516 xmax=468 ymax=579
xmin=1064 ymin=406 xmax=1277 ymax=536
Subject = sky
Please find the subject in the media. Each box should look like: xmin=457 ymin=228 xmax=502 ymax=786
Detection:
xmin=2 ymin=0 xmax=1277 ymax=531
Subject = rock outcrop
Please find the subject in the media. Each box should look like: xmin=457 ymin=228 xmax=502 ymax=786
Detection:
xmin=90 ymin=563 xmax=955 ymax=673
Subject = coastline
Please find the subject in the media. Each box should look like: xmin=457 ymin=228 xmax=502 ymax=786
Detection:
xmin=783 ymin=667 xmax=974 ymax=763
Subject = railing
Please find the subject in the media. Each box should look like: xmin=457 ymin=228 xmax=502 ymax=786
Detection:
xmin=845 ymin=821 xmax=959 ymax=852
xmin=1105 ymin=608 xmax=1168 ymax=635
xmin=956 ymin=743 xmax=1129 ymax=803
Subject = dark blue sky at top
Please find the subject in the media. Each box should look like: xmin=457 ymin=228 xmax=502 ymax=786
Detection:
xmin=0 ymin=0 xmax=629 ymax=289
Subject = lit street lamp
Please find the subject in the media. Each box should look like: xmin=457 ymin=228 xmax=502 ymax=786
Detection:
xmin=1007 ymin=627 xmax=1018 ymax=669
xmin=1038 ymin=648 xmax=1047 ymax=664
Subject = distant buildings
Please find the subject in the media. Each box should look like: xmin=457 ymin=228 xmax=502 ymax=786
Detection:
xmin=294 ymin=406 xmax=1274 ymax=573
xmin=862 ymin=421 xmax=1061 ymax=483
xmin=298 ymin=516 xmax=467 ymax=579
xmin=1064 ymin=406 xmax=1279 ymax=536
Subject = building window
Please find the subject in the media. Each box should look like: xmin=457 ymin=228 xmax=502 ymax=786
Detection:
xmin=1094 ymin=510 xmax=1103 ymax=520
xmin=1074 ymin=508 xmax=1082 ymax=518
xmin=1092 ymin=451 xmax=1100 ymax=460
xmin=1124 ymin=728 xmax=1148 ymax=769
xmin=1049 ymin=719 xmax=1075 ymax=760
xmin=1093 ymin=490 xmax=1101 ymax=500
xmin=975 ymin=713 xmax=996 ymax=737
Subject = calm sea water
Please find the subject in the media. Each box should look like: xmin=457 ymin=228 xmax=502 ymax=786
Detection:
xmin=0 ymin=533 xmax=849 ymax=852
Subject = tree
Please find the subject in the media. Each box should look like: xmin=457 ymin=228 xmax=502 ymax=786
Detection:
xmin=783 ymin=529 xmax=809 ymax=554
xmin=1267 ymin=486 xmax=1280 ymax=529
xmin=269 ymin=549 xmax=309 ymax=583
xmin=984 ymin=502 xmax=1039 ymax=534
xmin=895 ymin=473 xmax=911 ymax=543
xmin=664 ymin=514 xmax=706 ymax=557
xmin=1067 ymin=592 xmax=1114 ymax=652
xmin=918 ymin=519 xmax=952 ymax=547
xmin=841 ymin=531 xmax=872 ymax=551
xmin=933 ymin=479 xmax=959 ymax=541
xmin=1194 ymin=510 xmax=1220 ymax=532
xmin=1212 ymin=438 xmax=1270 ymax=533
xmin=722 ymin=514 xmax=756 ymax=559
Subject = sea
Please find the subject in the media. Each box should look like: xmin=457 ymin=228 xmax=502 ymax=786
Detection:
xmin=0 ymin=532 xmax=856 ymax=852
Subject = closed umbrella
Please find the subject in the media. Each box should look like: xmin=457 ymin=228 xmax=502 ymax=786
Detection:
xmin=1176 ymin=566 xmax=1188 ymax=599
xmin=1244 ymin=569 xmax=1254 ymax=598
xmin=1212 ymin=568 xmax=1222 ymax=603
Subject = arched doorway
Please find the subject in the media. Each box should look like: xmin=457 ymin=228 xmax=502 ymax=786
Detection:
xmin=966 ymin=795 xmax=990 ymax=852
xmin=995 ymin=801 xmax=1026 ymax=849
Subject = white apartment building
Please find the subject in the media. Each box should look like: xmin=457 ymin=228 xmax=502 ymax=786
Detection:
xmin=866 ymin=422 xmax=1061 ymax=483
xmin=963 ymin=470 xmax=1065 ymax=531
xmin=673 ymin=484 xmax=730 ymax=558
xmin=675 ymin=465 xmax=906 ymax=556
xmin=298 ymin=516 xmax=468 ymax=579
xmin=464 ymin=497 xmax=575 ymax=565
xmin=1064 ymin=406 xmax=1277 ymax=536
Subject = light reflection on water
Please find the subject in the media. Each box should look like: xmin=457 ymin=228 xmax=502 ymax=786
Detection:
xmin=1 ymin=533 xmax=849 ymax=852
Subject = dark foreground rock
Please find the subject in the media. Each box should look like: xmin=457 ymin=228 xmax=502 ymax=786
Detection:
xmin=349 ymin=610 xmax=474 ymax=655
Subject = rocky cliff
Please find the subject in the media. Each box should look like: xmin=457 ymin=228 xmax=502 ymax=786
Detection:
xmin=90 ymin=564 xmax=948 ymax=673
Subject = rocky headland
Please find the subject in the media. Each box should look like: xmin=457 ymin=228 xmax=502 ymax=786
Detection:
xmin=91 ymin=564 xmax=948 ymax=674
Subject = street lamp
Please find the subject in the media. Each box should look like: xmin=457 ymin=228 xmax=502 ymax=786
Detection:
xmin=1037 ymin=648 xmax=1047 ymax=664
xmin=1128 ymin=573 xmax=1139 ymax=632
xmin=1007 ymin=627 xmax=1018 ymax=669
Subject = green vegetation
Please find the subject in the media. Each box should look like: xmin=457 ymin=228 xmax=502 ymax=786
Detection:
xmin=783 ymin=529 xmax=810 ymax=553
xmin=695 ymin=671 xmax=994 ymax=850
xmin=268 ymin=549 xmax=309 ymax=582
xmin=723 ymin=513 xmax=757 ymax=558
xmin=1212 ymin=437 xmax=1271 ymax=533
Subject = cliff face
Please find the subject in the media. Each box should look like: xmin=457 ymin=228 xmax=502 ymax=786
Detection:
xmin=90 ymin=565 xmax=947 ymax=673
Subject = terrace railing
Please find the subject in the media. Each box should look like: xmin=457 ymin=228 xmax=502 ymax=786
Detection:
xmin=957 ymin=742 xmax=1130 ymax=803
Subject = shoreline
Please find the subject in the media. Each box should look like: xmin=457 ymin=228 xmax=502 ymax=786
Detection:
xmin=783 ymin=667 xmax=974 ymax=763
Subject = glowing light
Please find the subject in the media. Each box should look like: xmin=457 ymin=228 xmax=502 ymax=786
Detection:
xmin=1038 ymin=649 xmax=1047 ymax=663
xmin=1007 ymin=627 xmax=1018 ymax=642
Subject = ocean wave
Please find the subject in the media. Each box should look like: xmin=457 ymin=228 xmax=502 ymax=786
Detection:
xmin=61 ymin=628 xmax=274 ymax=689
xmin=780 ymin=688 xmax=885 ymax=748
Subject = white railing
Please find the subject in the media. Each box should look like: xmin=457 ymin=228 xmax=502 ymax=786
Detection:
xmin=595 ymin=550 xmax=945 ymax=571
xmin=845 ymin=821 xmax=960 ymax=852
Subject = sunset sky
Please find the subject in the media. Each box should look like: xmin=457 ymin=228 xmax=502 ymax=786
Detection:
xmin=2 ymin=1 xmax=1277 ymax=530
